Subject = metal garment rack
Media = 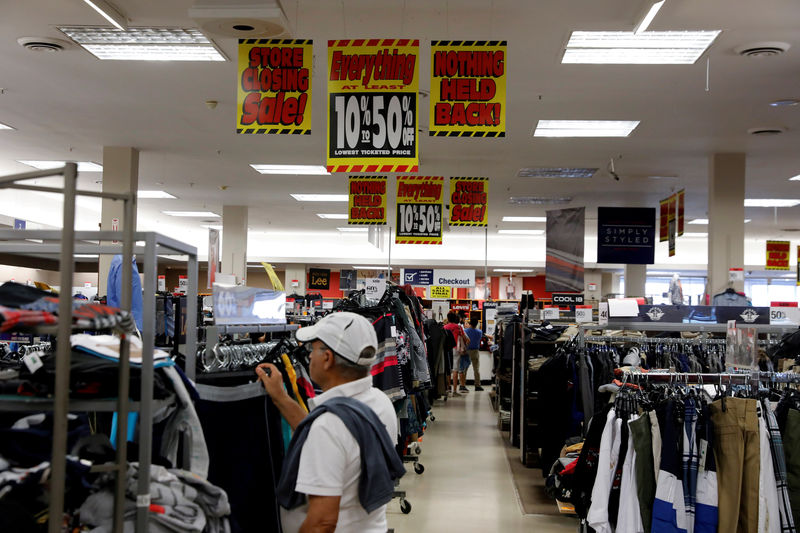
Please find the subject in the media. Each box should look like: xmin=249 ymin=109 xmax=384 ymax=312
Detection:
xmin=0 ymin=225 xmax=198 ymax=529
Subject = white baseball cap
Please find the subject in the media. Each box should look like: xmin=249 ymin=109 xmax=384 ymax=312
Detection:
xmin=296 ymin=311 xmax=378 ymax=366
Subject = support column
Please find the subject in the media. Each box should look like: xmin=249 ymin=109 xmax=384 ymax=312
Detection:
xmin=98 ymin=147 xmax=139 ymax=296
xmin=222 ymin=206 xmax=248 ymax=285
xmin=284 ymin=265 xmax=307 ymax=294
xmin=601 ymin=272 xmax=614 ymax=297
xmin=624 ymin=264 xmax=646 ymax=298
xmin=708 ymin=153 xmax=746 ymax=295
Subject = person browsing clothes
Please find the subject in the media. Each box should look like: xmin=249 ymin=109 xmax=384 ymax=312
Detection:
xmin=255 ymin=312 xmax=405 ymax=533
xmin=463 ymin=318 xmax=486 ymax=391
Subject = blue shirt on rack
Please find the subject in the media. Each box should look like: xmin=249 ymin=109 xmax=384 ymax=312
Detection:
xmin=107 ymin=254 xmax=143 ymax=331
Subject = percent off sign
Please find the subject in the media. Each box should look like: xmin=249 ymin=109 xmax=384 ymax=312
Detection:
xmin=332 ymin=93 xmax=416 ymax=154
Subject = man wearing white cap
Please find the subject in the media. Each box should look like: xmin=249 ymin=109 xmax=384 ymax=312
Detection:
xmin=256 ymin=311 xmax=402 ymax=533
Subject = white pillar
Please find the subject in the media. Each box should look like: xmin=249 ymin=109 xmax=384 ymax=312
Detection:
xmin=98 ymin=147 xmax=139 ymax=296
xmin=284 ymin=265 xmax=307 ymax=294
xmin=222 ymin=206 xmax=248 ymax=285
xmin=624 ymin=264 xmax=647 ymax=298
xmin=708 ymin=153 xmax=746 ymax=295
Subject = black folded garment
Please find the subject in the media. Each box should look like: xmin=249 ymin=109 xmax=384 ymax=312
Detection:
xmin=0 ymin=281 xmax=55 ymax=307
xmin=530 ymin=322 xmax=569 ymax=342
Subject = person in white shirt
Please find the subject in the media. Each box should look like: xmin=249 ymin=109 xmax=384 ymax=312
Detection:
xmin=256 ymin=312 xmax=398 ymax=533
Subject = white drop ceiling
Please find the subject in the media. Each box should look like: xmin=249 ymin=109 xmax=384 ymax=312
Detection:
xmin=0 ymin=0 xmax=799 ymax=272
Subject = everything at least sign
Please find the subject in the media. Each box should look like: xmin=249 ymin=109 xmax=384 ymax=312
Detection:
xmin=395 ymin=176 xmax=444 ymax=244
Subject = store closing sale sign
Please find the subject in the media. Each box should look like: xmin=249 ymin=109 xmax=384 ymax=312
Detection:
xmin=766 ymin=240 xmax=791 ymax=270
xmin=348 ymin=176 xmax=387 ymax=224
xmin=449 ymin=177 xmax=488 ymax=226
xmin=327 ymin=39 xmax=419 ymax=173
xmin=237 ymin=39 xmax=312 ymax=134
xmin=396 ymin=176 xmax=444 ymax=244
xmin=430 ymin=41 xmax=506 ymax=137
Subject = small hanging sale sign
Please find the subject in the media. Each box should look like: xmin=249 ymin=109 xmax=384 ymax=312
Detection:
xmin=327 ymin=39 xmax=419 ymax=173
xmin=395 ymin=176 xmax=444 ymax=244
xmin=677 ymin=189 xmax=685 ymax=236
xmin=348 ymin=176 xmax=387 ymax=224
xmin=429 ymin=285 xmax=452 ymax=299
xmin=449 ymin=177 xmax=488 ymax=226
xmin=237 ymin=39 xmax=313 ymax=134
xmin=659 ymin=197 xmax=669 ymax=242
xmin=766 ymin=240 xmax=791 ymax=270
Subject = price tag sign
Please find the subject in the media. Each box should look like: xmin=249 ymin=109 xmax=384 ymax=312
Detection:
xmin=575 ymin=306 xmax=593 ymax=323
xmin=157 ymin=275 xmax=166 ymax=292
xmin=327 ymin=39 xmax=419 ymax=173
xmin=429 ymin=285 xmax=451 ymax=299
xmin=364 ymin=277 xmax=387 ymax=300
xmin=396 ymin=176 xmax=444 ymax=244
xmin=598 ymin=302 xmax=609 ymax=326
xmin=770 ymin=306 xmax=800 ymax=325
xmin=543 ymin=307 xmax=560 ymax=320
xmin=178 ymin=275 xmax=188 ymax=294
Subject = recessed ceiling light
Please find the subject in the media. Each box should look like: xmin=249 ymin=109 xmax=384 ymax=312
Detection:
xmin=138 ymin=190 xmax=177 ymax=199
xmin=352 ymin=265 xmax=388 ymax=270
xmin=317 ymin=214 xmax=348 ymax=219
xmin=683 ymin=232 xmax=708 ymax=237
xmin=744 ymin=199 xmax=800 ymax=207
xmin=770 ymin=99 xmax=800 ymax=107
xmin=337 ymin=227 xmax=368 ymax=233
xmin=498 ymin=229 xmax=545 ymax=235
xmin=58 ymin=27 xmax=225 ymax=61
xmin=789 ymin=175 xmax=800 ymax=181
xmin=533 ymin=120 xmax=640 ymax=137
xmin=0 ymin=122 xmax=15 ymax=130
xmin=251 ymin=164 xmax=331 ymax=175
xmin=17 ymin=160 xmax=102 ymax=172
xmin=562 ymin=31 xmax=721 ymax=65
xmin=688 ymin=218 xmax=751 ymax=224
xmin=502 ymin=216 xmax=547 ymax=222
xmin=517 ymin=167 xmax=597 ymax=178
xmin=162 ymin=211 xmax=220 ymax=217
xmin=508 ymin=196 xmax=572 ymax=205
xmin=494 ymin=268 xmax=534 ymax=273
xmin=291 ymin=194 xmax=348 ymax=202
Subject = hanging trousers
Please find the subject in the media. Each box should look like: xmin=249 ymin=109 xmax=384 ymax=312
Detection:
xmin=710 ymin=397 xmax=760 ymax=533
xmin=784 ymin=409 xmax=800 ymax=526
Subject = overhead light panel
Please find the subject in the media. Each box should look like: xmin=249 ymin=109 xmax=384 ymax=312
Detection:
xmin=744 ymin=199 xmax=800 ymax=207
xmin=79 ymin=0 xmax=128 ymax=30
xmin=683 ymin=232 xmax=708 ymax=237
xmin=634 ymin=0 xmax=665 ymax=35
xmin=517 ymin=167 xmax=597 ymax=178
xmin=533 ymin=120 xmax=640 ymax=137
xmin=353 ymin=265 xmax=389 ymax=270
xmin=18 ymin=160 xmax=103 ymax=172
xmin=789 ymin=174 xmax=800 ymax=181
xmin=502 ymin=216 xmax=547 ymax=222
xmin=494 ymin=268 xmax=534 ymax=273
xmin=162 ymin=211 xmax=220 ymax=217
xmin=58 ymin=27 xmax=225 ymax=61
xmin=508 ymin=196 xmax=572 ymax=205
xmin=0 ymin=122 xmax=15 ymax=130
xmin=317 ymin=214 xmax=348 ymax=219
xmin=138 ymin=190 xmax=177 ymax=199
xmin=498 ymin=229 xmax=545 ymax=235
xmin=688 ymin=218 xmax=751 ymax=224
xmin=562 ymin=31 xmax=721 ymax=65
xmin=337 ymin=227 xmax=368 ymax=233
xmin=291 ymin=194 xmax=348 ymax=202
xmin=251 ymin=164 xmax=330 ymax=175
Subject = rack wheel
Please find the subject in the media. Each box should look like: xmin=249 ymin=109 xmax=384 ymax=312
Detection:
xmin=430 ymin=414 xmax=436 ymax=422
xmin=400 ymin=499 xmax=412 ymax=514
xmin=414 ymin=444 xmax=422 ymax=455
xmin=414 ymin=462 xmax=425 ymax=475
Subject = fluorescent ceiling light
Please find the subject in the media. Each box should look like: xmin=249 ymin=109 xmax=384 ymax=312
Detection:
xmin=0 ymin=122 xmax=15 ymax=130
xmin=75 ymin=254 xmax=100 ymax=258
xmin=59 ymin=27 xmax=225 ymax=61
xmin=562 ymin=31 xmax=720 ymax=65
xmin=508 ymin=196 xmax=572 ymax=205
xmin=745 ymin=199 xmax=800 ymax=207
xmin=683 ymin=232 xmax=708 ymax=237
xmin=201 ymin=225 xmax=223 ymax=230
xmin=517 ymin=167 xmax=597 ymax=178
xmin=502 ymin=216 xmax=547 ymax=222
xmin=634 ymin=0 xmax=665 ymax=35
xmin=251 ymin=164 xmax=330 ymax=175
xmin=162 ymin=211 xmax=220 ymax=217
xmin=317 ymin=214 xmax=348 ymax=219
xmin=353 ymin=266 xmax=388 ymax=270
xmin=533 ymin=120 xmax=639 ymax=137
xmin=688 ymin=218 xmax=751 ymax=224
xmin=291 ymin=194 xmax=348 ymax=202
xmin=494 ymin=268 xmax=534 ymax=273
xmin=498 ymin=229 xmax=545 ymax=235
xmin=789 ymin=175 xmax=800 ymax=181
xmin=18 ymin=160 xmax=103 ymax=172
xmin=138 ymin=190 xmax=176 ymax=199
xmin=80 ymin=0 xmax=127 ymax=30
xmin=337 ymin=227 xmax=368 ymax=233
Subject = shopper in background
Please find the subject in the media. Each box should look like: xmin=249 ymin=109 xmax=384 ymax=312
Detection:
xmin=463 ymin=318 xmax=485 ymax=392
xmin=255 ymin=312 xmax=404 ymax=533
xmin=444 ymin=312 xmax=469 ymax=396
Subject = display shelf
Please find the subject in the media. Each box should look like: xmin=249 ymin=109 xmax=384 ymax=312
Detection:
xmin=0 ymin=395 xmax=168 ymax=413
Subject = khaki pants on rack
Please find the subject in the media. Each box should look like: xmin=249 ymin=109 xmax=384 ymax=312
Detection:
xmin=710 ymin=397 xmax=760 ymax=533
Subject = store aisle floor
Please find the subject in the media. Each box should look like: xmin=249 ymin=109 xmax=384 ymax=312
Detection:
xmin=387 ymin=390 xmax=579 ymax=532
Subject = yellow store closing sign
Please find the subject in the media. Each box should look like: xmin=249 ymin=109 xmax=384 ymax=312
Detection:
xmin=449 ymin=177 xmax=488 ymax=227
xmin=348 ymin=176 xmax=387 ymax=225
xmin=237 ymin=39 xmax=313 ymax=134
xmin=429 ymin=286 xmax=452 ymax=299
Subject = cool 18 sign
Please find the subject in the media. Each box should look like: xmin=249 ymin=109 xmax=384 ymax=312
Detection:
xmin=330 ymin=93 xmax=416 ymax=157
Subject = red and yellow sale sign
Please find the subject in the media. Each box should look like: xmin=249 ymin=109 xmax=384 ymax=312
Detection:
xmin=449 ymin=177 xmax=488 ymax=226
xmin=430 ymin=41 xmax=507 ymax=137
xmin=766 ymin=240 xmax=791 ymax=270
xmin=395 ymin=176 xmax=444 ymax=245
xmin=348 ymin=176 xmax=387 ymax=225
xmin=327 ymin=39 xmax=419 ymax=173
xmin=237 ymin=39 xmax=313 ymax=134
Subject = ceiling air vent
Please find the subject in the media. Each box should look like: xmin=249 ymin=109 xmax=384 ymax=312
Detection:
xmin=17 ymin=37 xmax=70 ymax=52
xmin=735 ymin=42 xmax=790 ymax=57
xmin=748 ymin=126 xmax=785 ymax=136
xmin=781 ymin=228 xmax=800 ymax=232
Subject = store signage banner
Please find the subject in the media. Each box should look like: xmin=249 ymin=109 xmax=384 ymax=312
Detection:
xmin=668 ymin=194 xmax=677 ymax=257
xmin=597 ymin=207 xmax=656 ymax=265
xmin=546 ymin=207 xmax=585 ymax=292
xmin=213 ymin=285 xmax=287 ymax=325
xmin=327 ymin=39 xmax=419 ymax=173
xmin=308 ymin=268 xmax=331 ymax=290
xmin=433 ymin=269 xmax=475 ymax=287
xmin=766 ymin=240 xmax=791 ymax=270
xmin=348 ymin=176 xmax=387 ymax=225
xmin=395 ymin=176 xmax=444 ymax=244
xmin=429 ymin=285 xmax=452 ymax=299
xmin=13 ymin=219 xmax=25 ymax=230
xmin=552 ymin=293 xmax=585 ymax=305
xmin=659 ymin=197 xmax=670 ymax=242
xmin=403 ymin=268 xmax=434 ymax=285
xmin=429 ymin=41 xmax=507 ymax=137
xmin=449 ymin=177 xmax=488 ymax=226
xmin=207 ymin=229 xmax=220 ymax=290
xmin=677 ymin=189 xmax=685 ymax=236
xmin=339 ymin=269 xmax=356 ymax=290
xmin=237 ymin=39 xmax=312 ymax=134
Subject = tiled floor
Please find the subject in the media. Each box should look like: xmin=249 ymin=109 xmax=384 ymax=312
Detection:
xmin=387 ymin=389 xmax=579 ymax=532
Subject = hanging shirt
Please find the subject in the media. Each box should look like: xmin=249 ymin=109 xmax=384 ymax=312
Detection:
xmin=106 ymin=254 xmax=143 ymax=331
xmin=588 ymin=408 xmax=620 ymax=533
xmin=618 ymin=414 xmax=645 ymax=533
xmin=759 ymin=415 xmax=782 ymax=533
